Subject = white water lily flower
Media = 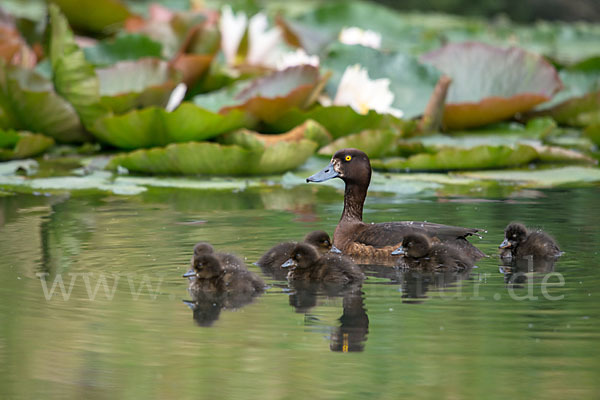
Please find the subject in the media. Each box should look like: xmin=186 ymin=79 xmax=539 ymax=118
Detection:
xmin=166 ymin=83 xmax=187 ymax=112
xmin=247 ymin=12 xmax=283 ymax=67
xmin=276 ymin=49 xmax=320 ymax=70
xmin=219 ymin=6 xmax=247 ymax=65
xmin=339 ymin=27 xmax=382 ymax=49
xmin=333 ymin=64 xmax=403 ymax=118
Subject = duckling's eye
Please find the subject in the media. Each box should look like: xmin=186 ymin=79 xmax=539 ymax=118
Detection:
xmin=345 ymin=155 xmax=352 ymax=162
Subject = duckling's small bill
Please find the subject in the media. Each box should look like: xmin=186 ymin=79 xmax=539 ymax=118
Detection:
xmin=281 ymin=258 xmax=296 ymax=268
xmin=182 ymin=268 xmax=196 ymax=278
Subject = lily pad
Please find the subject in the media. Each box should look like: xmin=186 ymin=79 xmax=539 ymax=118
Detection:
xmin=319 ymin=129 xmax=401 ymax=158
xmin=90 ymin=103 xmax=248 ymax=149
xmin=96 ymin=58 xmax=180 ymax=114
xmin=0 ymin=65 xmax=89 ymax=143
xmin=0 ymin=130 xmax=55 ymax=161
xmin=420 ymin=42 xmax=563 ymax=130
xmin=106 ymin=139 xmax=318 ymax=175
xmin=83 ymin=34 xmax=163 ymax=66
xmin=276 ymin=15 xmax=336 ymax=55
xmin=220 ymin=66 xmax=323 ymax=123
xmin=458 ymin=167 xmax=600 ymax=187
xmin=49 ymin=5 xmax=110 ymax=129
xmin=266 ymin=105 xmax=411 ymax=139
xmin=372 ymin=144 xmax=539 ymax=171
xmin=321 ymin=43 xmax=441 ymax=118
xmin=219 ymin=119 xmax=332 ymax=149
xmin=50 ymin=0 xmax=132 ymax=34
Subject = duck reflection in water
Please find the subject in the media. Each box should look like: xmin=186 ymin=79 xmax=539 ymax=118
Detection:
xmin=182 ymin=246 xmax=264 ymax=327
xmin=281 ymin=244 xmax=368 ymax=351
xmin=329 ymin=291 xmax=369 ymax=352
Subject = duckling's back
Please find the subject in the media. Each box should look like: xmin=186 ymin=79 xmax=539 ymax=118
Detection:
xmin=316 ymin=254 xmax=364 ymax=284
xmin=518 ymin=231 xmax=561 ymax=259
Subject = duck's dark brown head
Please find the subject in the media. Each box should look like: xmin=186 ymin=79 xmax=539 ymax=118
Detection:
xmin=393 ymin=233 xmax=432 ymax=258
xmin=282 ymin=243 xmax=320 ymax=270
xmin=306 ymin=148 xmax=371 ymax=187
xmin=193 ymin=242 xmax=215 ymax=258
xmin=192 ymin=254 xmax=224 ymax=279
xmin=500 ymin=223 xmax=528 ymax=249
xmin=304 ymin=230 xmax=332 ymax=251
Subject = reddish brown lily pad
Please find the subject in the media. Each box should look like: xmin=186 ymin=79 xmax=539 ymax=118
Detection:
xmin=421 ymin=42 xmax=562 ymax=130
xmin=221 ymin=65 xmax=323 ymax=123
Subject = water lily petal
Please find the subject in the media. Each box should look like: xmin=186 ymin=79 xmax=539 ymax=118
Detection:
xmin=219 ymin=6 xmax=247 ymax=66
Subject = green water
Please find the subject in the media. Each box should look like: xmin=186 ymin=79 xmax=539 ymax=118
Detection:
xmin=1 ymin=184 xmax=599 ymax=399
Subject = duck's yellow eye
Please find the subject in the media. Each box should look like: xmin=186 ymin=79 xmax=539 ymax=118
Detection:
xmin=345 ymin=155 xmax=352 ymax=162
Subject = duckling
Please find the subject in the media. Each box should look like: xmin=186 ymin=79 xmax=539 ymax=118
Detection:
xmin=184 ymin=254 xmax=265 ymax=297
xmin=190 ymin=242 xmax=245 ymax=270
xmin=392 ymin=232 xmax=472 ymax=270
xmin=306 ymin=148 xmax=484 ymax=263
xmin=257 ymin=230 xmax=332 ymax=279
xmin=282 ymin=243 xmax=364 ymax=284
xmin=499 ymin=222 xmax=561 ymax=259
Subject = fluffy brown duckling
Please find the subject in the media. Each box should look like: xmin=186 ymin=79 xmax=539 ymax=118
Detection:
xmin=184 ymin=253 xmax=265 ymax=297
xmin=392 ymin=232 xmax=472 ymax=270
xmin=190 ymin=242 xmax=244 ymax=270
xmin=282 ymin=243 xmax=364 ymax=284
xmin=306 ymin=148 xmax=484 ymax=263
xmin=499 ymin=222 xmax=562 ymax=259
xmin=257 ymin=230 xmax=332 ymax=279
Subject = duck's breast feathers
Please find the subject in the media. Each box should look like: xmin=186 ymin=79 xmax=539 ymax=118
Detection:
xmin=351 ymin=221 xmax=482 ymax=248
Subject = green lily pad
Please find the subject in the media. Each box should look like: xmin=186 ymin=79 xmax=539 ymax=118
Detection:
xmin=90 ymin=103 xmax=248 ymax=149
xmin=319 ymin=129 xmax=401 ymax=158
xmin=83 ymin=34 xmax=163 ymax=66
xmin=96 ymin=58 xmax=179 ymax=114
xmin=49 ymin=5 xmax=110 ymax=129
xmin=372 ymin=144 xmax=539 ymax=171
xmin=50 ymin=0 xmax=132 ymax=34
xmin=265 ymin=105 xmax=411 ymax=139
xmin=321 ymin=43 xmax=441 ymax=118
xmin=106 ymin=139 xmax=318 ymax=175
xmin=0 ymin=130 xmax=55 ymax=161
xmin=0 ymin=65 xmax=89 ymax=143
xmin=219 ymin=119 xmax=332 ymax=150
xmin=458 ymin=167 xmax=600 ymax=187
xmin=420 ymin=42 xmax=563 ymax=129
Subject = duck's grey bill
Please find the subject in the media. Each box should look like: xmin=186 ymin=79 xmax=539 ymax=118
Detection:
xmin=182 ymin=268 xmax=196 ymax=278
xmin=391 ymin=246 xmax=405 ymax=256
xmin=498 ymin=239 xmax=512 ymax=249
xmin=281 ymin=259 xmax=295 ymax=268
xmin=306 ymin=163 xmax=338 ymax=183
xmin=330 ymin=245 xmax=342 ymax=254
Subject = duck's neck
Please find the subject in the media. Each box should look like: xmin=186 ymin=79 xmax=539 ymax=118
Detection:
xmin=341 ymin=181 xmax=367 ymax=222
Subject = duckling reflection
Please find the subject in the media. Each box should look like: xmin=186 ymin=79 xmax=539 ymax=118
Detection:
xmin=392 ymin=233 xmax=473 ymax=271
xmin=499 ymin=253 xmax=557 ymax=287
xmin=182 ymin=251 xmax=264 ymax=327
xmin=499 ymin=222 xmax=562 ymax=260
xmin=257 ymin=231 xmax=332 ymax=280
xmin=359 ymin=263 xmax=473 ymax=304
xmin=329 ymin=291 xmax=369 ymax=352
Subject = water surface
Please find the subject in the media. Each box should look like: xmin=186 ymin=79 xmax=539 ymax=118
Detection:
xmin=1 ymin=184 xmax=599 ymax=399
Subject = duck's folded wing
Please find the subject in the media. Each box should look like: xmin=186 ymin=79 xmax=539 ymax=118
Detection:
xmin=353 ymin=221 xmax=482 ymax=248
